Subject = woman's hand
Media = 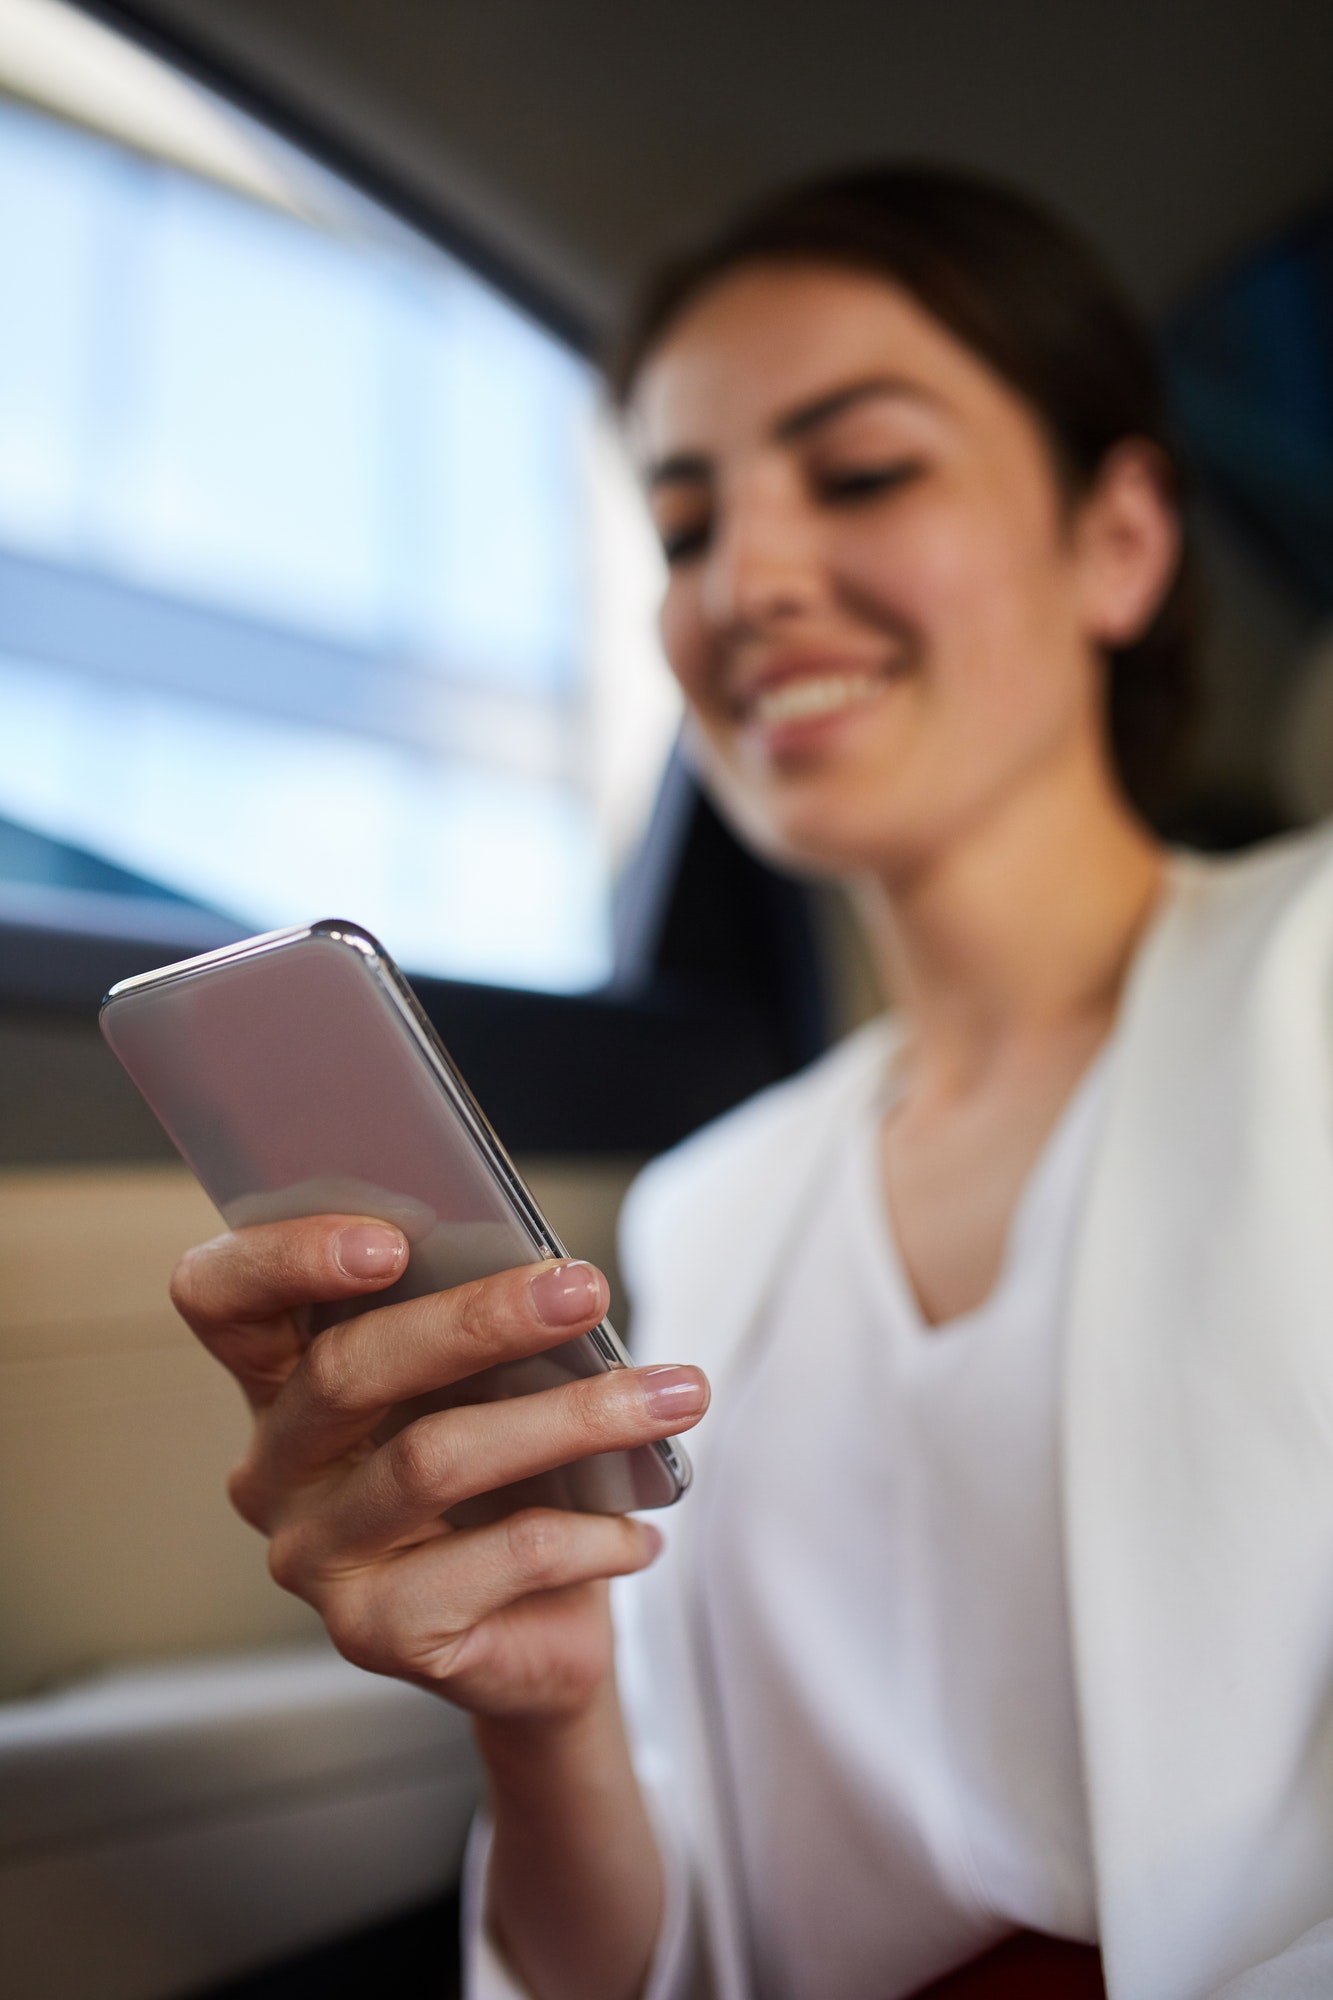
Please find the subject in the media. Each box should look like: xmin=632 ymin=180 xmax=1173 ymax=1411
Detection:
xmin=175 ymin=1214 xmax=700 ymax=1996
xmin=170 ymin=1214 xmax=708 ymax=1723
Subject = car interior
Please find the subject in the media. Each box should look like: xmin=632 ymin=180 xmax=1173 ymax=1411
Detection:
xmin=2 ymin=1 xmax=1332 ymax=1995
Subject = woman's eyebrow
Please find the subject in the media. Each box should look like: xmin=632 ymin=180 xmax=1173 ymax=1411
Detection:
xmin=644 ymin=376 xmax=935 ymax=488
xmin=646 ymin=450 xmax=711 ymax=491
xmin=775 ymin=374 xmax=937 ymax=441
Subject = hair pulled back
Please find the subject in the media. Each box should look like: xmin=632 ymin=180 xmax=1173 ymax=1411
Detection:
xmin=611 ymin=165 xmax=1197 ymax=819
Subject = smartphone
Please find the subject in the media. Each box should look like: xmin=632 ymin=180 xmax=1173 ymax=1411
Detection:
xmin=100 ymin=919 xmax=691 ymax=1517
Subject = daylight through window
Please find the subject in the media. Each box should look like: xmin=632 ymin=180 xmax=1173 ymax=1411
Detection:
xmin=0 ymin=0 xmax=679 ymax=989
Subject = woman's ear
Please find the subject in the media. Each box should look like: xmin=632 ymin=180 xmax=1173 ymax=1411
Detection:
xmin=1074 ymin=440 xmax=1182 ymax=649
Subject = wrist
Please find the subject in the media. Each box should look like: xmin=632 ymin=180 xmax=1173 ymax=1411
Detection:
xmin=474 ymin=1677 xmax=621 ymax=1801
xmin=478 ymin=1676 xmax=662 ymax=2000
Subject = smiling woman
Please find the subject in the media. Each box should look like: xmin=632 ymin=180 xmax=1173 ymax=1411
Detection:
xmin=172 ymin=164 xmax=1333 ymax=2000
xmin=614 ymin=168 xmax=1198 ymax=843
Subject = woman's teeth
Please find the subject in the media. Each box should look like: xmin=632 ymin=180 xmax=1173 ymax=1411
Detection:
xmin=751 ymin=672 xmax=884 ymax=728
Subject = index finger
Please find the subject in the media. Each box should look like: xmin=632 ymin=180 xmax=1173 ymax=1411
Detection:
xmin=171 ymin=1214 xmax=409 ymax=1408
xmin=258 ymin=1256 xmax=610 ymax=1478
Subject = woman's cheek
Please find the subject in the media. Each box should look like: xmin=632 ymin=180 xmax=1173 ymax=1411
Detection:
xmin=658 ymin=583 xmax=708 ymax=702
xmin=841 ymin=500 xmax=978 ymax=635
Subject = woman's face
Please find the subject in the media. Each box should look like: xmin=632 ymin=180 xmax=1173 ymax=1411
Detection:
xmin=629 ymin=262 xmax=1173 ymax=879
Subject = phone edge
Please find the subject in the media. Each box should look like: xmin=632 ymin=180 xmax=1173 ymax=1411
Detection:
xmin=102 ymin=919 xmax=693 ymax=1502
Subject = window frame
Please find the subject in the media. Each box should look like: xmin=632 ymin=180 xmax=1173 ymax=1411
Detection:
xmin=0 ymin=2 xmax=830 ymax=1156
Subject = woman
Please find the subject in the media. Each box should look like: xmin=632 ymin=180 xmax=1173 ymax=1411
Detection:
xmin=171 ymin=170 xmax=1333 ymax=2000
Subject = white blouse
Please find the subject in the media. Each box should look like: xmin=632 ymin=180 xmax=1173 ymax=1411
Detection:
xmin=469 ymin=827 xmax=1333 ymax=2000
xmin=467 ymin=1043 xmax=1115 ymax=2000
xmin=695 ymin=1049 xmax=1111 ymax=1999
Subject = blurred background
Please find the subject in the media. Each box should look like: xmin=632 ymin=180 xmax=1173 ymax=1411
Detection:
xmin=2 ymin=1 xmax=1332 ymax=1994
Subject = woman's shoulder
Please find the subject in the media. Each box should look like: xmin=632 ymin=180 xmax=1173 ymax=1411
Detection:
xmin=1151 ymin=822 xmax=1333 ymax=1001
xmin=1094 ymin=823 xmax=1333 ymax=1185
xmin=1170 ymin=820 xmax=1333 ymax=915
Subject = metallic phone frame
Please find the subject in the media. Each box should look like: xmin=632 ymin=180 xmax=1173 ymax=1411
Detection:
xmin=104 ymin=918 xmax=691 ymax=1501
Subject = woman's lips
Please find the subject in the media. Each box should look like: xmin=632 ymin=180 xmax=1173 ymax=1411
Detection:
xmin=747 ymin=668 xmax=890 ymax=730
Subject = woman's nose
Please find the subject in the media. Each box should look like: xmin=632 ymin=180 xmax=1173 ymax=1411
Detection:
xmin=701 ymin=491 xmax=824 ymax=630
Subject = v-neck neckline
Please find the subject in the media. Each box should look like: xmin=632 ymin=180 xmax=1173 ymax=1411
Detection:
xmin=861 ymin=1040 xmax=1118 ymax=1339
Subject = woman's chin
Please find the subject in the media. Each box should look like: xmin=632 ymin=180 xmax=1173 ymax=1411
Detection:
xmin=699 ymin=727 xmax=943 ymax=877
xmin=732 ymin=759 xmax=919 ymax=869
xmin=741 ymin=800 xmax=922 ymax=881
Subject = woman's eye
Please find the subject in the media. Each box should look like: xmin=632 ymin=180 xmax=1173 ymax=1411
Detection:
xmin=817 ymin=460 xmax=923 ymax=504
xmin=660 ymin=519 xmax=712 ymax=565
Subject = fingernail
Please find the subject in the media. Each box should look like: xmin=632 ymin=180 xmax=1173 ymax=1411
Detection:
xmin=640 ymin=1523 xmax=664 ymax=1560
xmin=335 ymin=1224 xmax=406 ymax=1280
xmin=640 ymin=1365 xmax=707 ymax=1421
xmin=530 ymin=1260 xmax=603 ymax=1328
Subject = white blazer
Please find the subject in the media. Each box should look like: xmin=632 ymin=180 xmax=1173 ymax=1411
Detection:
xmin=612 ymin=827 xmax=1333 ymax=2000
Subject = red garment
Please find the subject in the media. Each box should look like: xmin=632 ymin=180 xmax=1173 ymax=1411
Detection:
xmin=911 ymin=1931 xmax=1106 ymax=1999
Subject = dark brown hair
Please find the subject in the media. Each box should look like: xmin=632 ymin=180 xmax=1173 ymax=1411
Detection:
xmin=610 ymin=165 xmax=1198 ymax=819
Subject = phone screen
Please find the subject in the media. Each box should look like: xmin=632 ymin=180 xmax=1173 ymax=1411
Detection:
xmin=104 ymin=928 xmax=541 ymax=1300
xmin=101 ymin=923 xmax=690 ymax=1513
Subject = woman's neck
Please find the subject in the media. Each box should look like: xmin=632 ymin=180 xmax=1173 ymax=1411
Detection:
xmin=862 ymin=742 xmax=1166 ymax=1092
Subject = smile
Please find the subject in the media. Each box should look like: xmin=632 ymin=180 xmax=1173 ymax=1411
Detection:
xmin=747 ymin=671 xmax=889 ymax=729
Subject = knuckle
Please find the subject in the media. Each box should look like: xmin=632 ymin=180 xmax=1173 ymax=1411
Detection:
xmin=450 ymin=1277 xmax=496 ymax=1356
xmin=387 ymin=1418 xmax=451 ymax=1502
xmin=168 ymin=1243 xmax=211 ymax=1322
xmin=504 ymin=1508 xmax=570 ymax=1590
xmin=573 ymin=1377 xmax=629 ymax=1449
xmin=300 ymin=1332 xmax=361 ymax=1419
xmin=266 ymin=1522 xmax=314 ymax=1598
xmin=322 ymin=1592 xmax=383 ymax=1674
xmin=264 ymin=1228 xmax=327 ymax=1298
xmin=324 ymin=1587 xmax=464 ymax=1686
xmin=225 ymin=1455 xmax=267 ymax=1531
